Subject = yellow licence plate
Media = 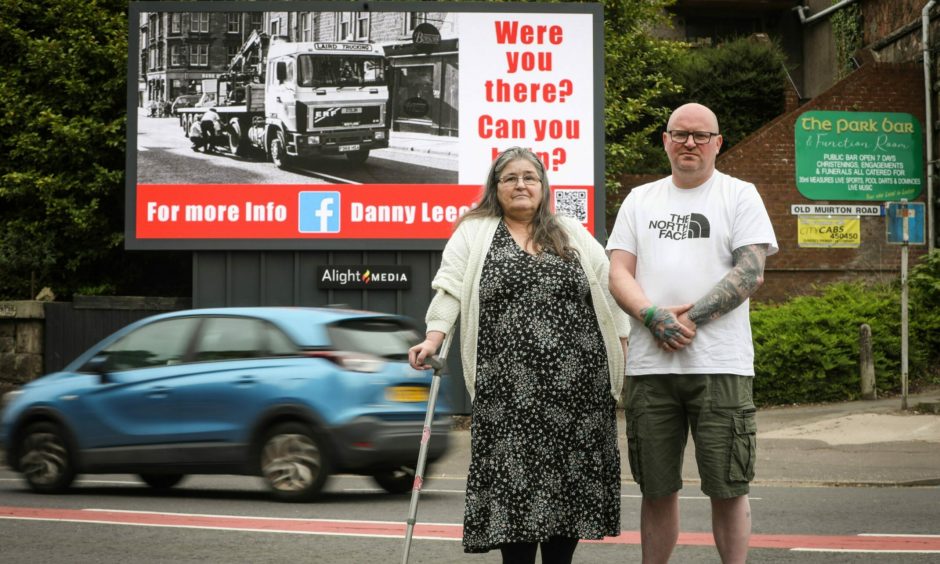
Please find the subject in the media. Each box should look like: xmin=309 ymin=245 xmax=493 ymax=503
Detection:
xmin=386 ymin=386 xmax=429 ymax=402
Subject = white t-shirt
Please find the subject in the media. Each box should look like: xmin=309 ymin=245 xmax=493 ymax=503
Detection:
xmin=607 ymin=171 xmax=778 ymax=376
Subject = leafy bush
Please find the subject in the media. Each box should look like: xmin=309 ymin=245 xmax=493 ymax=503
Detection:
xmin=0 ymin=1 xmax=194 ymax=299
xmin=670 ymin=36 xmax=788 ymax=151
xmin=910 ymin=249 xmax=940 ymax=367
xmin=751 ymin=280 xmax=933 ymax=405
xmin=634 ymin=35 xmax=789 ymax=173
xmin=603 ymin=0 xmax=685 ymax=189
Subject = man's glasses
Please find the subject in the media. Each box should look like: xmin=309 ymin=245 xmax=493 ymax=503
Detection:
xmin=498 ymin=174 xmax=541 ymax=186
xmin=667 ymin=130 xmax=719 ymax=145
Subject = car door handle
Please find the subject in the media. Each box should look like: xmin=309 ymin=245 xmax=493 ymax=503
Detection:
xmin=147 ymin=386 xmax=171 ymax=398
xmin=237 ymin=376 xmax=257 ymax=386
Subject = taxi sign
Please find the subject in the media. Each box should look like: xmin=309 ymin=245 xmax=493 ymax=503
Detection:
xmin=798 ymin=216 xmax=860 ymax=248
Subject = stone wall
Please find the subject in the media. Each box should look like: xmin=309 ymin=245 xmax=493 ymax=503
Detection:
xmin=0 ymin=302 xmax=44 ymax=394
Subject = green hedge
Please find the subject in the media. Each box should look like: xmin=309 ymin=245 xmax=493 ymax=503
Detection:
xmin=910 ymin=249 xmax=940 ymax=360
xmin=751 ymin=251 xmax=940 ymax=405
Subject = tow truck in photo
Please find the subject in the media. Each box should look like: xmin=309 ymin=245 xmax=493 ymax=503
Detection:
xmin=176 ymin=30 xmax=390 ymax=167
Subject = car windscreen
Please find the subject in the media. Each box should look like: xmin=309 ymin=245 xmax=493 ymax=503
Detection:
xmin=326 ymin=318 xmax=420 ymax=361
xmin=297 ymin=55 xmax=386 ymax=88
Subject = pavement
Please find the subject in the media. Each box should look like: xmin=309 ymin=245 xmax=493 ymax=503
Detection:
xmin=431 ymin=388 xmax=940 ymax=488
xmin=387 ymin=130 xmax=459 ymax=158
xmin=375 ymin=130 xmax=459 ymax=172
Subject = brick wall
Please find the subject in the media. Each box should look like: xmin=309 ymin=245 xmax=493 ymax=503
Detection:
xmin=862 ymin=0 xmax=923 ymax=45
xmin=863 ymin=0 xmax=935 ymax=62
xmin=716 ymin=62 xmax=928 ymax=302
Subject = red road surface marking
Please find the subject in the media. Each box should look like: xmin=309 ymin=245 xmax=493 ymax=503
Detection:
xmin=1 ymin=506 xmax=938 ymax=552
xmin=0 ymin=506 xmax=459 ymax=540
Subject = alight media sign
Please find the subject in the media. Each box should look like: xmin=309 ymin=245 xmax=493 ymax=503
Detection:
xmin=125 ymin=2 xmax=604 ymax=251
xmin=317 ymin=265 xmax=411 ymax=290
xmin=794 ymin=111 xmax=923 ymax=201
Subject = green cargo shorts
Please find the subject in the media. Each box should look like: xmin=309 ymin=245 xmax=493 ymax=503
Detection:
xmin=624 ymin=374 xmax=757 ymax=499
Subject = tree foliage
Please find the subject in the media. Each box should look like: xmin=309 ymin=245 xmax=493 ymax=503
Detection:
xmin=636 ymin=35 xmax=790 ymax=173
xmin=0 ymin=0 xmax=189 ymax=299
xmin=0 ymin=0 xmax=126 ymax=298
xmin=602 ymin=0 xmax=685 ymax=192
xmin=669 ymin=36 xmax=788 ymax=150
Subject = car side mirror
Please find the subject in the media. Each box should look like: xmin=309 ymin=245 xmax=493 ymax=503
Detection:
xmin=276 ymin=62 xmax=287 ymax=83
xmin=86 ymin=355 xmax=113 ymax=384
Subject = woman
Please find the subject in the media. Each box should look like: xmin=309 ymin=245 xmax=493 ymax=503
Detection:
xmin=408 ymin=147 xmax=630 ymax=563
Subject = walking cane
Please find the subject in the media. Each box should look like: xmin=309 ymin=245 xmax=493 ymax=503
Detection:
xmin=401 ymin=350 xmax=448 ymax=564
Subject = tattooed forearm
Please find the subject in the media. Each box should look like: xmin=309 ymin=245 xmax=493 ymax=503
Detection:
xmin=688 ymin=244 xmax=768 ymax=327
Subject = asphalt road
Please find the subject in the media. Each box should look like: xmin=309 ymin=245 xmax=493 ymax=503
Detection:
xmin=1 ymin=469 xmax=938 ymax=563
xmin=135 ymin=111 xmax=458 ymax=185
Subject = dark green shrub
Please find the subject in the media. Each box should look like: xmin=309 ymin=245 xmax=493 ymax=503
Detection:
xmin=634 ymin=35 xmax=789 ymax=173
xmin=751 ymin=281 xmax=930 ymax=405
xmin=672 ymin=36 xmax=788 ymax=151
xmin=910 ymin=249 xmax=940 ymax=368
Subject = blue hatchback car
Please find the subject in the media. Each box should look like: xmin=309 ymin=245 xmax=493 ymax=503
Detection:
xmin=0 ymin=307 xmax=450 ymax=501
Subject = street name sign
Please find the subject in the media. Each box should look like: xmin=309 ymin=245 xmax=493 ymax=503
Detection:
xmin=790 ymin=204 xmax=882 ymax=215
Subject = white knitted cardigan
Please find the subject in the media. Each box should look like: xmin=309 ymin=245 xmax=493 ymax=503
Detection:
xmin=425 ymin=215 xmax=631 ymax=400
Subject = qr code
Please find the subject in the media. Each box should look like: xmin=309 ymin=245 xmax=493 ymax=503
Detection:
xmin=554 ymin=189 xmax=588 ymax=223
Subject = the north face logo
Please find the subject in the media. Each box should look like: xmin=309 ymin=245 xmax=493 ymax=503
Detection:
xmin=687 ymin=213 xmax=710 ymax=238
xmin=649 ymin=213 xmax=711 ymax=240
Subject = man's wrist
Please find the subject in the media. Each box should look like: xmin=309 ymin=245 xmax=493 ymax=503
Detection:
xmin=688 ymin=305 xmax=706 ymax=327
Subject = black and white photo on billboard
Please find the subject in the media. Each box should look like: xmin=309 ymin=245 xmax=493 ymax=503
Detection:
xmin=135 ymin=8 xmax=459 ymax=186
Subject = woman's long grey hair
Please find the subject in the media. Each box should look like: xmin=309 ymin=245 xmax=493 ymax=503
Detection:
xmin=456 ymin=147 xmax=574 ymax=259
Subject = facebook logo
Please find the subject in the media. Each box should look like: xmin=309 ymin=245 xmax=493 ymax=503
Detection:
xmin=298 ymin=191 xmax=341 ymax=233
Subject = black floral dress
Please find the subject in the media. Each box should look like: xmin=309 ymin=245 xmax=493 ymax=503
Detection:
xmin=462 ymin=222 xmax=620 ymax=554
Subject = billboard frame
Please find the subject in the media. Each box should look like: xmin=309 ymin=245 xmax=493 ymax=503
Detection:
xmin=125 ymin=1 xmax=605 ymax=251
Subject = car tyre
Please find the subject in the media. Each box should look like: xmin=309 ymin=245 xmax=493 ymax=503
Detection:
xmin=139 ymin=473 xmax=185 ymax=490
xmin=372 ymin=466 xmax=418 ymax=494
xmin=260 ymin=422 xmax=330 ymax=502
xmin=18 ymin=421 xmax=76 ymax=494
xmin=228 ymin=118 xmax=248 ymax=157
xmin=269 ymin=132 xmax=292 ymax=170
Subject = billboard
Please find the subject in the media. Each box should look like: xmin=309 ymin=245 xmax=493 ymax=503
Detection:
xmin=126 ymin=2 xmax=604 ymax=250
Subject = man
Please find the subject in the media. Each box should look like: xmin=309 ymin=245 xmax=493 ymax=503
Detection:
xmin=188 ymin=120 xmax=204 ymax=152
xmin=199 ymin=107 xmax=223 ymax=153
xmin=607 ymin=103 xmax=778 ymax=564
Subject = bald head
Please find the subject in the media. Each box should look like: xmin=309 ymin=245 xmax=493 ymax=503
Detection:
xmin=663 ymin=103 xmax=723 ymax=188
xmin=666 ymin=103 xmax=719 ymax=133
